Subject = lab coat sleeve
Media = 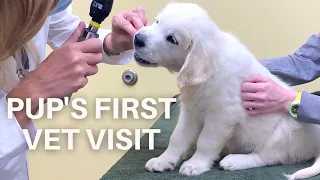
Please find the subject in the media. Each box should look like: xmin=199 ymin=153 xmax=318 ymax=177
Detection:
xmin=0 ymin=95 xmax=36 ymax=168
xmin=47 ymin=6 xmax=81 ymax=49
xmin=47 ymin=5 xmax=134 ymax=65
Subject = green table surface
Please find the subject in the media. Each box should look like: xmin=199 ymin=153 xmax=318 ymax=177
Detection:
xmin=101 ymin=101 xmax=316 ymax=180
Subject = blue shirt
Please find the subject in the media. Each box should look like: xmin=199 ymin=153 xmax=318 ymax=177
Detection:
xmin=261 ymin=34 xmax=320 ymax=124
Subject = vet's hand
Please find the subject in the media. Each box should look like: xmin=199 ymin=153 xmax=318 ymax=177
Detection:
xmin=37 ymin=23 xmax=102 ymax=97
xmin=106 ymin=6 xmax=149 ymax=54
xmin=240 ymin=75 xmax=297 ymax=115
xmin=7 ymin=22 xmax=102 ymax=128
xmin=10 ymin=22 xmax=103 ymax=101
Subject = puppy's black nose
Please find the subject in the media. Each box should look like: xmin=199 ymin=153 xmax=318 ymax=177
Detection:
xmin=134 ymin=33 xmax=146 ymax=47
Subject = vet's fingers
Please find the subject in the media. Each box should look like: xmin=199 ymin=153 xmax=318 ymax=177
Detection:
xmin=124 ymin=12 xmax=144 ymax=30
xmin=85 ymin=64 xmax=99 ymax=76
xmin=241 ymin=82 xmax=268 ymax=93
xmin=241 ymin=92 xmax=263 ymax=101
xmin=249 ymin=74 xmax=269 ymax=83
xmin=145 ymin=20 xmax=151 ymax=26
xmin=75 ymin=76 xmax=89 ymax=90
xmin=84 ymin=53 xmax=103 ymax=65
xmin=241 ymin=100 xmax=265 ymax=109
xmin=246 ymin=106 xmax=276 ymax=116
xmin=132 ymin=6 xmax=145 ymax=20
xmin=133 ymin=6 xmax=148 ymax=26
xmin=77 ymin=38 xmax=103 ymax=54
xmin=113 ymin=15 xmax=137 ymax=37
xmin=64 ymin=21 xmax=86 ymax=45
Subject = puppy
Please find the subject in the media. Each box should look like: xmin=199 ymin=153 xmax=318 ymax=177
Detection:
xmin=133 ymin=2 xmax=320 ymax=180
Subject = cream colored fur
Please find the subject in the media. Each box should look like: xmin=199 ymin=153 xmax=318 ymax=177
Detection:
xmin=133 ymin=2 xmax=320 ymax=179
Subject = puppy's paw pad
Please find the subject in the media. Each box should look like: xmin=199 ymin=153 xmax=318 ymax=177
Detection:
xmin=219 ymin=154 xmax=247 ymax=171
xmin=145 ymin=157 xmax=176 ymax=172
xmin=179 ymin=160 xmax=210 ymax=176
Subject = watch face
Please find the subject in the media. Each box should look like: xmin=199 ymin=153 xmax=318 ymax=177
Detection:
xmin=290 ymin=104 xmax=299 ymax=117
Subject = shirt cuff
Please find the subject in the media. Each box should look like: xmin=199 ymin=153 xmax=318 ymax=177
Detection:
xmin=0 ymin=96 xmax=36 ymax=167
xmin=97 ymin=28 xmax=134 ymax=65
xmin=101 ymin=49 xmax=135 ymax=65
xmin=297 ymin=91 xmax=320 ymax=124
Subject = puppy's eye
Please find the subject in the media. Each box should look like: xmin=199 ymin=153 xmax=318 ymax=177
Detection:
xmin=156 ymin=20 xmax=159 ymax=24
xmin=167 ymin=35 xmax=178 ymax=45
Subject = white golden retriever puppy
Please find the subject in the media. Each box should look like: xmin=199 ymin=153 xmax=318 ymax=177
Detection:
xmin=133 ymin=2 xmax=320 ymax=180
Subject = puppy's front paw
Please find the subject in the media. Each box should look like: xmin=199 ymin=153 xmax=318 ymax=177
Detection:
xmin=145 ymin=157 xmax=177 ymax=172
xmin=179 ymin=159 xmax=211 ymax=176
xmin=219 ymin=154 xmax=248 ymax=171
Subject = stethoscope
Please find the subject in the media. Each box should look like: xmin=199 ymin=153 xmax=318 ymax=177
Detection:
xmin=16 ymin=48 xmax=30 ymax=80
xmin=0 ymin=48 xmax=29 ymax=94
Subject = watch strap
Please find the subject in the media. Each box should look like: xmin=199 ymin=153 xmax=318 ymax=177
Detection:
xmin=292 ymin=91 xmax=302 ymax=104
xmin=103 ymin=33 xmax=120 ymax=56
xmin=289 ymin=91 xmax=302 ymax=118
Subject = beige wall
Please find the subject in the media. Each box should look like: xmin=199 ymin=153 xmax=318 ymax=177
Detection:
xmin=29 ymin=0 xmax=320 ymax=180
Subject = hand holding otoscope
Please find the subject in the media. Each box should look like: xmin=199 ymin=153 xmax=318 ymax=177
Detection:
xmin=62 ymin=1 xmax=149 ymax=104
xmin=63 ymin=0 xmax=114 ymax=103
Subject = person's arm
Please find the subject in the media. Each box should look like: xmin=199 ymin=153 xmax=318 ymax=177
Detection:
xmin=47 ymin=5 xmax=134 ymax=65
xmin=296 ymin=91 xmax=320 ymax=124
xmin=260 ymin=34 xmax=320 ymax=86
xmin=0 ymin=93 xmax=36 ymax=168
xmin=256 ymin=34 xmax=320 ymax=124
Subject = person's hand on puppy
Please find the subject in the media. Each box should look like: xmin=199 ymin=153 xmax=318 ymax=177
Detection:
xmin=105 ymin=6 xmax=149 ymax=54
xmin=240 ymin=74 xmax=298 ymax=116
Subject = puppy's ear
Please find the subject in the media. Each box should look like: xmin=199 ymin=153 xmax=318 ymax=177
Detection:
xmin=177 ymin=39 xmax=214 ymax=89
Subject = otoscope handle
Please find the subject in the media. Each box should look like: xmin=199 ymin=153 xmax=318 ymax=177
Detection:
xmin=63 ymin=26 xmax=100 ymax=104
xmin=63 ymin=0 xmax=114 ymax=104
xmin=79 ymin=25 xmax=100 ymax=42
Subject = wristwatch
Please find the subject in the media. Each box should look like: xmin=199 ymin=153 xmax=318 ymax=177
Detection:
xmin=289 ymin=91 xmax=302 ymax=119
xmin=103 ymin=33 xmax=120 ymax=56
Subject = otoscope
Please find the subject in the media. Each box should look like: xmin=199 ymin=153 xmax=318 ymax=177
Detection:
xmin=64 ymin=0 xmax=114 ymax=104
xmin=79 ymin=0 xmax=114 ymax=41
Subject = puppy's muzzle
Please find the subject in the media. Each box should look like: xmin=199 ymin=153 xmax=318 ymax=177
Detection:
xmin=134 ymin=33 xmax=146 ymax=47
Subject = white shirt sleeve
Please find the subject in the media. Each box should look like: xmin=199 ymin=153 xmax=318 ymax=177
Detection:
xmin=0 ymin=95 xmax=36 ymax=168
xmin=47 ymin=6 xmax=81 ymax=49
xmin=97 ymin=28 xmax=135 ymax=65
xmin=47 ymin=5 xmax=134 ymax=65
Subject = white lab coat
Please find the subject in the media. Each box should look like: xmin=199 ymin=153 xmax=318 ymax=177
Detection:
xmin=0 ymin=6 xmax=133 ymax=180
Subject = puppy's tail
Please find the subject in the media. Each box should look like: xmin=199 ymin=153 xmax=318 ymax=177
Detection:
xmin=284 ymin=156 xmax=320 ymax=180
